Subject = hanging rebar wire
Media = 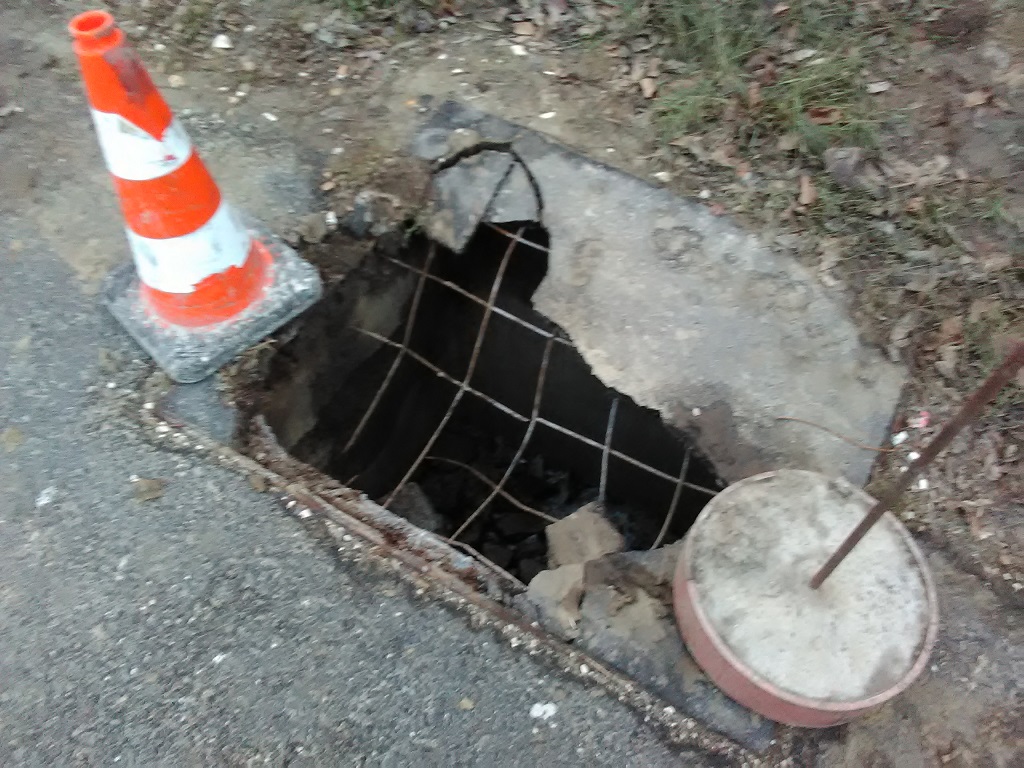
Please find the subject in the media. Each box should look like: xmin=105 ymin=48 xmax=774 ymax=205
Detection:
xmin=599 ymin=397 xmax=619 ymax=504
xmin=383 ymin=255 xmax=573 ymax=348
xmin=381 ymin=227 xmax=523 ymax=508
xmin=651 ymin=447 xmax=692 ymax=550
xmin=450 ymin=336 xmax=556 ymax=541
xmin=341 ymin=243 xmax=438 ymax=456
xmin=425 ymin=456 xmax=558 ymax=525
xmin=485 ymin=222 xmax=550 ymax=253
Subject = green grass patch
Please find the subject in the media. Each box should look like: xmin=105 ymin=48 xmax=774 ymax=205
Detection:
xmin=623 ymin=0 xmax=886 ymax=155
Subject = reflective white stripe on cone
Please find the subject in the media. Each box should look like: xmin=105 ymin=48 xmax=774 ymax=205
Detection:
xmin=90 ymin=110 xmax=192 ymax=181
xmin=126 ymin=202 xmax=251 ymax=294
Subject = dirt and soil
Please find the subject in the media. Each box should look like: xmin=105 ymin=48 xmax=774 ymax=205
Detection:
xmin=2 ymin=0 xmax=1021 ymax=764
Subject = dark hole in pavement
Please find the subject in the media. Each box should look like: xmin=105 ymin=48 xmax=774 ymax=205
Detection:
xmin=258 ymin=222 xmax=723 ymax=583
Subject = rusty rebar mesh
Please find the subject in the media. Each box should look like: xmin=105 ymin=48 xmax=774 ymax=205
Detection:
xmin=339 ymin=222 xmax=722 ymax=566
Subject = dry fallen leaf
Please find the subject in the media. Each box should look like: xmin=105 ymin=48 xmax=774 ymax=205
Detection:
xmin=935 ymin=343 xmax=959 ymax=379
xmin=458 ymin=697 xmax=476 ymax=710
xmin=784 ymin=48 xmax=818 ymax=64
xmin=512 ymin=21 xmax=536 ymax=36
xmin=248 ymin=474 xmax=269 ymax=493
xmin=1 ymin=426 xmax=24 ymax=453
xmin=904 ymin=271 xmax=938 ymax=293
xmin=709 ymin=143 xmax=739 ymax=168
xmin=777 ymin=132 xmax=800 ymax=152
xmin=981 ymin=252 xmax=1013 ymax=272
xmin=708 ymin=202 xmax=726 ymax=216
xmin=963 ymin=89 xmax=993 ymax=108
xmin=771 ymin=3 xmax=790 ymax=15
xmin=639 ymin=77 xmax=657 ymax=99
xmin=798 ymin=174 xmax=818 ymax=206
xmin=747 ymin=81 xmax=763 ymax=109
xmin=889 ymin=310 xmax=919 ymax=362
xmin=133 ymin=477 xmax=167 ymax=503
xmin=807 ymin=106 xmax=843 ymax=125
xmin=669 ymin=134 xmax=711 ymax=163
xmin=969 ymin=298 xmax=1000 ymax=323
xmin=904 ymin=196 xmax=924 ymax=214
xmin=867 ymin=81 xmax=892 ymax=94
xmin=937 ymin=316 xmax=964 ymax=345
xmin=961 ymin=500 xmax=994 ymax=540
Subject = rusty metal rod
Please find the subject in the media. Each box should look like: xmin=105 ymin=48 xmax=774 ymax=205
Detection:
xmin=451 ymin=336 xmax=555 ymax=541
xmin=651 ymin=446 xmax=692 ymax=550
xmin=382 ymin=254 xmax=573 ymax=348
xmin=599 ymin=397 xmax=619 ymax=504
xmin=350 ymin=327 xmax=720 ymax=497
xmin=425 ymin=456 xmax=558 ymax=524
xmin=382 ymin=227 xmax=522 ymax=508
xmin=342 ymin=243 xmax=438 ymax=455
xmin=810 ymin=340 xmax=1024 ymax=589
xmin=485 ymin=222 xmax=550 ymax=253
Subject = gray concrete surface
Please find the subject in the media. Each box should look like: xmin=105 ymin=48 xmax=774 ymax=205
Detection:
xmin=0 ymin=7 xmax=707 ymax=764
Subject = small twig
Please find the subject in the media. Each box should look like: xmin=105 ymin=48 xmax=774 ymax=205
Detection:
xmin=810 ymin=340 xmax=1024 ymax=589
xmin=775 ymin=415 xmax=896 ymax=453
xmin=425 ymin=456 xmax=558 ymax=525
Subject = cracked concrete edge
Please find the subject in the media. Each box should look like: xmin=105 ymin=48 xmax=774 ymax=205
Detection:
xmin=410 ymin=100 xmax=907 ymax=488
xmin=126 ymin=370 xmax=786 ymax=766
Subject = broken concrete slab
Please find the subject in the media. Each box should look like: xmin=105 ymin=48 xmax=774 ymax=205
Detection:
xmin=426 ymin=149 xmax=513 ymax=251
xmin=526 ymin=563 xmax=585 ymax=639
xmin=573 ymin=544 xmax=777 ymax=752
xmin=546 ymin=502 xmax=625 ymax=568
xmin=411 ymin=101 xmax=906 ymax=487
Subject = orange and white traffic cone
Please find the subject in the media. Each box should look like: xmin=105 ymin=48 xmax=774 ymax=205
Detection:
xmin=69 ymin=10 xmax=321 ymax=382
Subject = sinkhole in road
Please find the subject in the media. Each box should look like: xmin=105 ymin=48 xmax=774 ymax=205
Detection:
xmin=251 ymin=222 xmax=724 ymax=584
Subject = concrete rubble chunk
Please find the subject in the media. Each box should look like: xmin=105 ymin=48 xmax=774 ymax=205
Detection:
xmin=425 ymin=149 xmax=513 ymax=251
xmin=576 ymin=551 xmax=777 ymax=751
xmin=412 ymin=101 xmax=907 ymax=487
xmin=545 ymin=502 xmax=625 ymax=568
xmin=526 ymin=564 xmax=585 ymax=639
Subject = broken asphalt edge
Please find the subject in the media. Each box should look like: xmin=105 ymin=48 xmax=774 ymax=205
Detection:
xmin=130 ymin=370 xmax=779 ymax=766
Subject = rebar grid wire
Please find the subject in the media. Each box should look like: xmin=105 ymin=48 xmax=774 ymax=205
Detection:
xmin=381 ymin=226 xmax=523 ymax=508
xmin=651 ymin=447 xmax=692 ymax=550
xmin=350 ymin=327 xmax=718 ymax=499
xmin=382 ymin=254 xmax=574 ymax=348
xmin=450 ymin=335 xmax=556 ymax=541
xmin=347 ymin=223 xmax=719 ymax=549
xmin=599 ymin=397 xmax=620 ymax=505
xmin=342 ymin=243 xmax=438 ymax=456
